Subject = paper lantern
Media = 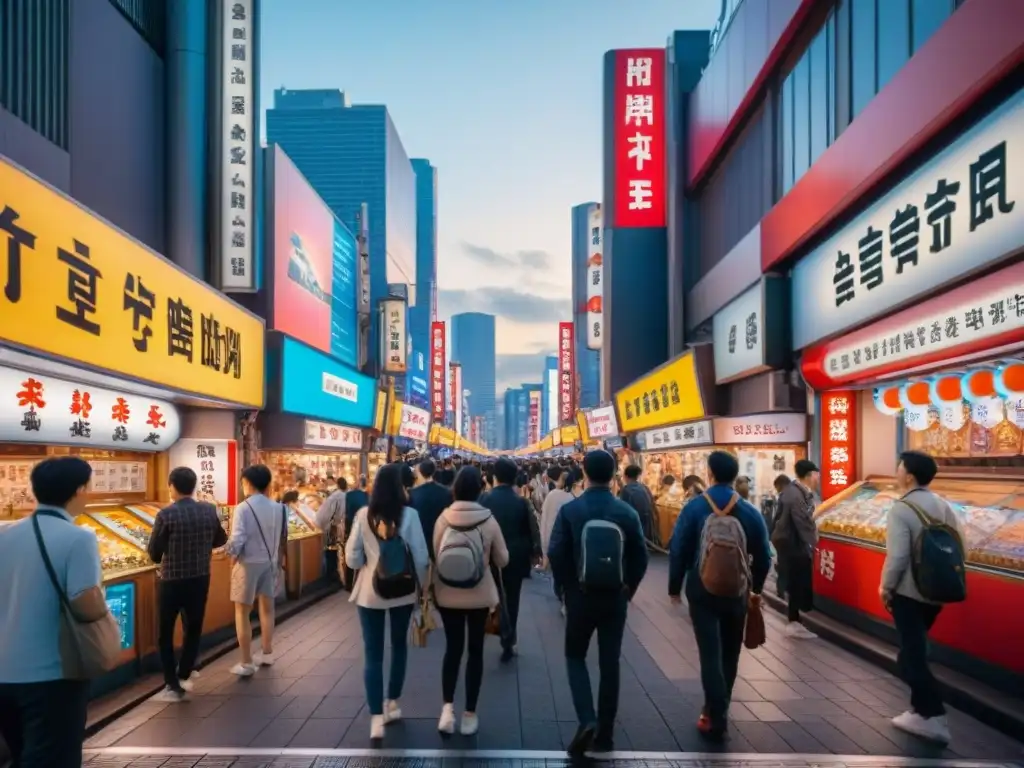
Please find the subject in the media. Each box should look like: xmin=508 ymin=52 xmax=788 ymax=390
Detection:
xmin=929 ymin=376 xmax=962 ymax=406
xmin=898 ymin=381 xmax=931 ymax=409
xmin=995 ymin=362 xmax=1024 ymax=398
xmin=873 ymin=387 xmax=902 ymax=415
xmin=961 ymin=369 xmax=996 ymax=403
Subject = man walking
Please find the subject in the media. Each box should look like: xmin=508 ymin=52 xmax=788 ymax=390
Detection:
xmin=772 ymin=459 xmax=820 ymax=638
xmin=148 ymin=467 xmax=228 ymax=700
xmin=342 ymin=475 xmax=370 ymax=589
xmin=619 ymin=464 xmax=654 ymax=543
xmin=548 ymin=450 xmax=648 ymax=756
xmin=409 ymin=459 xmax=453 ymax=559
xmin=668 ymin=451 xmax=771 ymax=742
xmin=316 ymin=477 xmax=347 ymax=584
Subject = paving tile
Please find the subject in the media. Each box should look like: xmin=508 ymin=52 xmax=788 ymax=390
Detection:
xmin=175 ymin=715 xmax=274 ymax=747
xmin=288 ymin=674 xmax=345 ymax=696
xmin=747 ymin=679 xmax=806 ymax=701
xmin=288 ymin=717 xmax=352 ymax=748
xmin=113 ymin=717 xmax=200 ymax=747
xmin=732 ymin=719 xmax=793 ymax=752
xmin=768 ymin=720 xmax=831 ymax=753
xmin=212 ymin=695 xmax=295 ymax=720
xmin=309 ymin=695 xmax=366 ymax=719
xmin=277 ymin=695 xmax=327 ymax=719
xmin=743 ymin=700 xmax=792 ymax=722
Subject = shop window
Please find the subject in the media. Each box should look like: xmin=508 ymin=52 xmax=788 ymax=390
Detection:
xmin=877 ymin=0 xmax=911 ymax=92
xmin=850 ymin=0 xmax=877 ymax=119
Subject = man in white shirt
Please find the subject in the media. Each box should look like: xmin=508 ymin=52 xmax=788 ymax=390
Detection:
xmin=0 ymin=457 xmax=103 ymax=766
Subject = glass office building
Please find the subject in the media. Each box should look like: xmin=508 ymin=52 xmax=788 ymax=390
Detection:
xmin=571 ymin=202 xmax=601 ymax=408
xmin=450 ymin=312 xmax=496 ymax=447
xmin=410 ymin=159 xmax=437 ymax=371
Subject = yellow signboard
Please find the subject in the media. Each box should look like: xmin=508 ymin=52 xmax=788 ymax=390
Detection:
xmin=430 ymin=425 xmax=457 ymax=448
xmin=373 ymin=389 xmax=388 ymax=433
xmin=614 ymin=350 xmax=705 ymax=433
xmin=538 ymin=434 xmax=554 ymax=452
xmin=576 ymin=410 xmax=590 ymax=443
xmin=0 ymin=160 xmax=264 ymax=407
xmin=560 ymin=425 xmax=580 ymax=445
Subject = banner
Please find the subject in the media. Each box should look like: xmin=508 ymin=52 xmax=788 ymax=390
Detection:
xmin=586 ymin=205 xmax=603 ymax=349
xmin=528 ymin=389 xmax=541 ymax=444
xmin=558 ymin=322 xmax=575 ymax=424
xmin=450 ymin=362 xmax=463 ymax=437
xmin=380 ymin=299 xmax=407 ymax=374
xmin=430 ymin=321 xmax=446 ymax=420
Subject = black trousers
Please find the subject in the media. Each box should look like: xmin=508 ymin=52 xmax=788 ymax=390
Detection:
xmin=785 ymin=555 xmax=813 ymax=621
xmin=500 ymin=572 xmax=525 ymax=650
xmin=891 ymin=594 xmax=944 ymax=718
xmin=324 ymin=550 xmax=339 ymax=584
xmin=564 ymin=588 xmax=627 ymax=732
xmin=439 ymin=607 xmax=489 ymax=711
xmin=0 ymin=679 xmax=90 ymax=767
xmin=688 ymin=594 xmax=746 ymax=731
xmin=158 ymin=575 xmax=210 ymax=690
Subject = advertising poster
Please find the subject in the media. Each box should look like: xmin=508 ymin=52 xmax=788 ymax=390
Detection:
xmin=586 ymin=205 xmax=603 ymax=349
xmin=380 ymin=299 xmax=408 ymax=374
xmin=558 ymin=322 xmax=575 ymax=423
xmin=528 ymin=390 xmax=541 ymax=444
xmin=431 ymin=322 xmax=446 ymax=420
xmin=168 ymin=438 xmax=238 ymax=505
xmin=546 ymin=369 xmax=558 ymax=434
xmin=271 ymin=147 xmax=358 ymax=367
xmin=279 ymin=337 xmax=376 ymax=428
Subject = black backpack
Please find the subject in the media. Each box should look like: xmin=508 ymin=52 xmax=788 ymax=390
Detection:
xmin=904 ymin=498 xmax=967 ymax=604
xmin=370 ymin=513 xmax=417 ymax=600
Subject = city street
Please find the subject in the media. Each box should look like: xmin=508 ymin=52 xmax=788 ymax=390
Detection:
xmin=82 ymin=559 xmax=1024 ymax=765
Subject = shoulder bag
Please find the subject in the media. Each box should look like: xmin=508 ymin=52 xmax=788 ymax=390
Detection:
xmin=33 ymin=510 xmax=122 ymax=679
xmin=245 ymin=501 xmax=287 ymax=598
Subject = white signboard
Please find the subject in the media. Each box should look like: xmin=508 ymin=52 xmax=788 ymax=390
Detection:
xmin=168 ymin=439 xmax=237 ymax=505
xmin=712 ymin=282 xmax=765 ymax=383
xmin=638 ymin=419 xmax=713 ymax=451
xmin=584 ymin=405 xmax=619 ymax=439
xmin=322 ymin=372 xmax=359 ymax=402
xmin=546 ymin=369 xmax=558 ymax=434
xmin=587 ymin=205 xmax=603 ymax=349
xmin=219 ymin=0 xmax=255 ymax=290
xmin=397 ymin=403 xmax=430 ymax=442
xmin=451 ymin=363 xmax=463 ymax=437
xmin=792 ymin=89 xmax=1024 ymax=349
xmin=713 ymin=413 xmax=807 ymax=445
xmin=304 ymin=420 xmax=363 ymax=452
xmin=381 ymin=299 xmax=408 ymax=374
xmin=1 ymin=367 xmax=181 ymax=452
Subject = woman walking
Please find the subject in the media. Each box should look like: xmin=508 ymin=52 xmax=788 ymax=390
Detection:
xmin=345 ymin=463 xmax=429 ymax=740
xmin=432 ymin=466 xmax=509 ymax=736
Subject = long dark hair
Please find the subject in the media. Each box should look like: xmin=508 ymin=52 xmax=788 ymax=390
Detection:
xmin=367 ymin=463 xmax=407 ymax=529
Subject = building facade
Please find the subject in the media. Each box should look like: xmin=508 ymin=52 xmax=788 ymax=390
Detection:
xmin=266 ymin=88 xmax=417 ymax=372
xmin=541 ymin=355 xmax=559 ymax=435
xmin=450 ymin=312 xmax=496 ymax=447
xmin=410 ymin=159 xmax=438 ymax=371
xmin=571 ymin=202 xmax=602 ymax=408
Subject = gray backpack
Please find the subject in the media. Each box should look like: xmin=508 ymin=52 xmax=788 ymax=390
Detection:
xmin=698 ymin=492 xmax=750 ymax=597
xmin=435 ymin=516 xmax=489 ymax=588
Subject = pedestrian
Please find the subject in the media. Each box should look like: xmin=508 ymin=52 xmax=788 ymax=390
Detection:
xmin=432 ymin=466 xmax=509 ymax=736
xmin=547 ymin=450 xmax=649 ymax=755
xmin=667 ymin=450 xmax=772 ymax=742
xmin=882 ymin=451 xmax=965 ymax=745
xmin=767 ymin=474 xmax=791 ymax=598
xmin=682 ymin=474 xmax=705 ymax=499
xmin=480 ymin=457 xmax=542 ymax=662
xmin=225 ymin=464 xmax=287 ymax=676
xmin=735 ymin=476 xmax=751 ymax=502
xmin=315 ymin=477 xmax=347 ymax=584
xmin=619 ymin=464 xmax=655 ymax=543
xmin=148 ymin=467 xmax=228 ymax=701
xmin=343 ymin=475 xmax=370 ymax=589
xmin=408 ymin=458 xmax=453 ymax=560
xmin=436 ymin=458 xmax=456 ymax=488
xmin=540 ymin=466 xmax=571 ymax=556
xmin=0 ymin=457 xmax=118 ymax=767
xmin=345 ymin=463 xmax=429 ymax=740
xmin=771 ymin=459 xmax=820 ymax=638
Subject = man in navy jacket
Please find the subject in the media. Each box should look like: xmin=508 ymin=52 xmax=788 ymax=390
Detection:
xmin=668 ymin=450 xmax=772 ymax=742
xmin=549 ymin=450 xmax=648 ymax=755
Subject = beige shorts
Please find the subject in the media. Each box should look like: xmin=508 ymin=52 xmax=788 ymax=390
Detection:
xmin=230 ymin=561 xmax=276 ymax=605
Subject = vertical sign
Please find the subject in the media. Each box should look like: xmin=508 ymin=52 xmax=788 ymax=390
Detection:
xmin=558 ymin=322 xmax=575 ymax=424
xmin=613 ymin=49 xmax=666 ymax=228
xmin=168 ymin=438 xmax=238 ymax=505
xmin=586 ymin=205 xmax=603 ymax=348
xmin=450 ymin=362 xmax=463 ymax=437
xmin=219 ymin=0 xmax=256 ymax=289
xmin=528 ymin=389 xmax=541 ymax=444
xmin=820 ymin=391 xmax=857 ymax=500
xmin=380 ymin=299 xmax=408 ymax=374
xmin=430 ymin=321 xmax=446 ymax=421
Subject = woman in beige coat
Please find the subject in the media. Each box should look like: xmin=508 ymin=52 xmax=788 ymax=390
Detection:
xmin=432 ymin=466 xmax=509 ymax=737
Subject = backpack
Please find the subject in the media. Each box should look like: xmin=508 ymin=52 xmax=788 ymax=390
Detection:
xmin=370 ymin=513 xmax=417 ymax=600
xmin=904 ymin=498 xmax=967 ymax=604
xmin=435 ymin=516 xmax=489 ymax=588
xmin=698 ymin=492 xmax=750 ymax=598
xmin=578 ymin=518 xmax=626 ymax=591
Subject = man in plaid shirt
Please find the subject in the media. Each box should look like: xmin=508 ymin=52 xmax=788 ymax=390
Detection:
xmin=148 ymin=467 xmax=227 ymax=701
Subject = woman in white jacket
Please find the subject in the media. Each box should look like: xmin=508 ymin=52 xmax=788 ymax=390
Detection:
xmin=345 ymin=463 xmax=430 ymax=740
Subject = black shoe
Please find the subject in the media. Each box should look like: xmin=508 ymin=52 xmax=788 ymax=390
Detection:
xmin=567 ymin=723 xmax=596 ymax=756
xmin=500 ymin=647 xmax=515 ymax=663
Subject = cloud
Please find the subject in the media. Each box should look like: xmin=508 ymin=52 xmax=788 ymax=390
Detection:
xmin=460 ymin=242 xmax=553 ymax=271
xmin=438 ymin=287 xmax=571 ymax=324
xmin=496 ymin=353 xmax=549 ymax=391
xmin=517 ymin=249 xmax=551 ymax=269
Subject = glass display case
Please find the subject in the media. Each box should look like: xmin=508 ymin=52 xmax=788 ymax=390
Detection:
xmin=74 ymin=514 xmax=151 ymax=576
xmin=286 ymin=505 xmax=316 ymax=537
xmin=816 ymin=476 xmax=1024 ymax=576
xmin=87 ymin=505 xmax=153 ymax=551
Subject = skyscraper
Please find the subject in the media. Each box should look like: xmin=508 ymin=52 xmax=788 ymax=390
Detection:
xmin=266 ymin=88 xmax=417 ymax=373
xmin=450 ymin=313 xmax=496 ymax=447
xmin=410 ymin=159 xmax=437 ymax=375
xmin=571 ymin=202 xmax=601 ymax=407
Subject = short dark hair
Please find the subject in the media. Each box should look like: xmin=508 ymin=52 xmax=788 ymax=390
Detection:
xmin=399 ymin=463 xmax=415 ymax=489
xmin=337 ymin=477 xmax=348 ymax=491
xmin=169 ymin=466 xmax=197 ymax=495
xmin=795 ymin=459 xmax=818 ymax=479
xmin=494 ymin=457 xmax=518 ymax=485
xmin=418 ymin=459 xmax=436 ymax=479
xmin=453 ymin=466 xmax=484 ymax=502
xmin=624 ymin=464 xmax=642 ymax=480
xmin=899 ymin=450 xmax=938 ymax=486
xmin=31 ymin=457 xmax=92 ymax=508
xmin=281 ymin=490 xmax=300 ymax=504
xmin=662 ymin=474 xmax=677 ymax=487
xmin=547 ymin=466 xmax=564 ymax=484
xmin=707 ymin=451 xmax=739 ymax=484
xmin=774 ymin=474 xmax=791 ymax=491
xmin=582 ymin=450 xmax=616 ymax=485
xmin=515 ymin=470 xmax=529 ymax=488
xmin=241 ymin=464 xmax=272 ymax=493
xmin=682 ymin=474 xmax=703 ymax=491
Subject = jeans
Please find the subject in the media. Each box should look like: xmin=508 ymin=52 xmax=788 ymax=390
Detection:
xmin=688 ymin=593 xmax=746 ymax=731
xmin=439 ymin=607 xmax=488 ymax=711
xmin=500 ymin=572 xmax=524 ymax=650
xmin=891 ymin=594 xmax=945 ymax=718
xmin=563 ymin=587 xmax=627 ymax=731
xmin=357 ymin=604 xmax=415 ymax=716
xmin=785 ymin=555 xmax=813 ymax=622
xmin=158 ymin=575 xmax=210 ymax=690
xmin=0 ymin=679 xmax=90 ymax=767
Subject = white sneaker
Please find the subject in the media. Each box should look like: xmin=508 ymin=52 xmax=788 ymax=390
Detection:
xmin=560 ymin=603 xmax=567 ymax=619
xmin=230 ymin=662 xmax=256 ymax=677
xmin=384 ymin=699 xmax=402 ymax=723
xmin=460 ymin=711 xmax=479 ymax=736
xmin=253 ymin=650 xmax=275 ymax=666
xmin=190 ymin=669 xmax=201 ymax=678
xmin=785 ymin=622 xmax=816 ymax=639
xmin=892 ymin=710 xmax=951 ymax=744
xmin=178 ymin=677 xmax=195 ymax=692
xmin=153 ymin=686 xmax=186 ymax=703
xmin=437 ymin=703 xmax=456 ymax=734
xmin=370 ymin=714 xmax=385 ymax=739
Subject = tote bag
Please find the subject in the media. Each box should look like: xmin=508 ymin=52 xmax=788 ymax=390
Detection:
xmin=33 ymin=511 xmax=122 ymax=679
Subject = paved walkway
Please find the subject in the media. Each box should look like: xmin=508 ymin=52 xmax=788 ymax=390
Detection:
xmin=84 ymin=559 xmax=1024 ymax=763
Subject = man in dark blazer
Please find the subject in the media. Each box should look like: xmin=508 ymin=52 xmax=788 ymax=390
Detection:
xmin=408 ymin=459 xmax=453 ymax=559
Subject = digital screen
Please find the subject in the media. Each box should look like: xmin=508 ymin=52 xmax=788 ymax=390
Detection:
xmin=105 ymin=582 xmax=135 ymax=650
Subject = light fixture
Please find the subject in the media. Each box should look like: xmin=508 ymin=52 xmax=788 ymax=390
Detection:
xmin=961 ymin=368 xmax=997 ymax=403
xmin=898 ymin=381 xmax=931 ymax=409
xmin=873 ymin=387 xmax=902 ymax=415
xmin=995 ymin=360 xmax=1024 ymax=399
xmin=929 ymin=375 xmax=963 ymax=406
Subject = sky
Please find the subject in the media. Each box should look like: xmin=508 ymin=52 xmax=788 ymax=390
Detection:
xmin=261 ymin=0 xmax=719 ymax=391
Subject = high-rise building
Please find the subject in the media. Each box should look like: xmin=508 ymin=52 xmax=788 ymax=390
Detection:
xmin=541 ymin=355 xmax=558 ymax=435
xmin=571 ymin=203 xmax=601 ymax=407
xmin=450 ymin=313 xmax=496 ymax=447
xmin=266 ymin=88 xmax=417 ymax=371
xmin=503 ymin=388 xmax=519 ymax=450
xmin=410 ymin=159 xmax=437 ymax=376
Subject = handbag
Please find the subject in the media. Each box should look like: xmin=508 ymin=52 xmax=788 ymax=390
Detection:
xmin=410 ymin=566 xmax=438 ymax=647
xmin=32 ymin=510 xmax=122 ymax=679
xmin=247 ymin=501 xmax=287 ymax=598
xmin=744 ymin=595 xmax=767 ymax=649
xmin=485 ymin=567 xmax=510 ymax=637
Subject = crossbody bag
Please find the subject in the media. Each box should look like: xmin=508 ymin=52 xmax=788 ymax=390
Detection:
xmin=244 ymin=501 xmax=287 ymax=597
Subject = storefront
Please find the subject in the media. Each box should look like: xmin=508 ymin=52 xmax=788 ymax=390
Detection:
xmin=0 ymin=155 xmax=265 ymax=690
xmin=792 ymin=88 xmax=1024 ymax=687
